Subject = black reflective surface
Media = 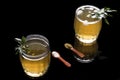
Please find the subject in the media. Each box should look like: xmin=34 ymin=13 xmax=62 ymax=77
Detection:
xmin=3 ymin=0 xmax=120 ymax=80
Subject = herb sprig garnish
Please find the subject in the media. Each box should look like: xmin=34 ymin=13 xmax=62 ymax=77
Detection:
xmin=89 ymin=7 xmax=117 ymax=25
xmin=15 ymin=36 xmax=29 ymax=55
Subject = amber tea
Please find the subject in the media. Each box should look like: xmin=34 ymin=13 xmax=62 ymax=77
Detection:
xmin=74 ymin=5 xmax=102 ymax=44
xmin=19 ymin=34 xmax=51 ymax=77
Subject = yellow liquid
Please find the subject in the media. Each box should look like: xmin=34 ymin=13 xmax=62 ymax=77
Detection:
xmin=20 ymin=40 xmax=51 ymax=77
xmin=74 ymin=6 xmax=102 ymax=43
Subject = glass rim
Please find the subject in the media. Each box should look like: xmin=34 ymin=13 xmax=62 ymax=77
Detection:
xmin=75 ymin=5 xmax=102 ymax=24
xmin=26 ymin=34 xmax=49 ymax=46
xmin=21 ymin=34 xmax=50 ymax=61
xmin=21 ymin=50 xmax=49 ymax=61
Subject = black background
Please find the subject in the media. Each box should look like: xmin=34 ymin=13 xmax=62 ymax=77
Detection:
xmin=2 ymin=0 xmax=120 ymax=80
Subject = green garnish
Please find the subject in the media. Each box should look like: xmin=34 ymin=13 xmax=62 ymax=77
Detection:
xmin=15 ymin=36 xmax=29 ymax=54
xmin=89 ymin=7 xmax=117 ymax=25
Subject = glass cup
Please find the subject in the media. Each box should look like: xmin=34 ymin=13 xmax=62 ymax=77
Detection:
xmin=19 ymin=34 xmax=51 ymax=78
xmin=73 ymin=37 xmax=99 ymax=63
xmin=74 ymin=5 xmax=102 ymax=44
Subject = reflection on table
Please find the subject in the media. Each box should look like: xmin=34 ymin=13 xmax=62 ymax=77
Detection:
xmin=73 ymin=37 xmax=99 ymax=63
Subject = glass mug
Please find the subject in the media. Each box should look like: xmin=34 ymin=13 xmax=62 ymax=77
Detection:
xmin=74 ymin=5 xmax=102 ymax=44
xmin=73 ymin=37 xmax=99 ymax=63
xmin=19 ymin=34 xmax=51 ymax=78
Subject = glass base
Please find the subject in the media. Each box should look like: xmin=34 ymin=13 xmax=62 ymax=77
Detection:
xmin=25 ymin=71 xmax=43 ymax=77
xmin=76 ymin=34 xmax=97 ymax=44
xmin=74 ymin=56 xmax=94 ymax=63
